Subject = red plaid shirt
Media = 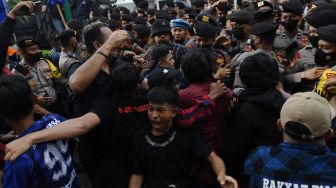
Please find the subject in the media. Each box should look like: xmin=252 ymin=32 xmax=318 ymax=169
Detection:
xmin=179 ymin=82 xmax=233 ymax=151
xmin=179 ymin=81 xmax=234 ymax=183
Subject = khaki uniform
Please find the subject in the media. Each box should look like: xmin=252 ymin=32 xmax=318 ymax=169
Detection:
xmin=12 ymin=59 xmax=57 ymax=106
xmin=231 ymin=48 xmax=281 ymax=88
xmin=283 ymin=44 xmax=316 ymax=92
xmin=273 ymin=31 xmax=302 ymax=53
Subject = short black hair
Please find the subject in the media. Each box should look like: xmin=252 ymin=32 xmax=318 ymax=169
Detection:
xmin=118 ymin=6 xmax=130 ymax=14
xmin=181 ymin=49 xmax=214 ymax=84
xmin=239 ymin=52 xmax=279 ymax=89
xmin=133 ymin=24 xmax=151 ymax=37
xmin=110 ymin=63 xmax=141 ymax=95
xmin=67 ymin=19 xmax=84 ymax=31
xmin=106 ymin=19 xmax=122 ymax=31
xmin=84 ymin=22 xmax=109 ymax=54
xmin=0 ymin=75 xmax=34 ymax=120
xmin=284 ymin=121 xmax=325 ymax=141
xmin=148 ymin=86 xmax=179 ymax=106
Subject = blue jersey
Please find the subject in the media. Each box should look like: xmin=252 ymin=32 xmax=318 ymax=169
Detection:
xmin=3 ymin=114 xmax=78 ymax=188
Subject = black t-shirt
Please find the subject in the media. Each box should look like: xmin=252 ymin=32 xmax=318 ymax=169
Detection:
xmin=67 ymin=61 xmax=113 ymax=180
xmin=90 ymin=95 xmax=149 ymax=186
xmin=133 ymin=125 xmax=212 ymax=188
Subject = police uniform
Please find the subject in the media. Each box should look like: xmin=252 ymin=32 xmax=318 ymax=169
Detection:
xmin=58 ymin=30 xmax=81 ymax=81
xmin=12 ymin=37 xmax=58 ymax=107
xmin=185 ymin=14 xmax=218 ymax=49
xmin=228 ymin=10 xmax=253 ymax=56
xmin=274 ymin=0 xmax=304 ymax=53
xmin=315 ymin=25 xmax=336 ymax=99
xmin=231 ymin=21 xmax=281 ymax=94
xmin=283 ymin=44 xmax=316 ymax=93
xmin=274 ymin=31 xmax=302 ymax=52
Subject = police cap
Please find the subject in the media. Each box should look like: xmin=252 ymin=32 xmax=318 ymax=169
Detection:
xmin=305 ymin=4 xmax=336 ymax=28
xmin=318 ymin=24 xmax=336 ymax=44
xmin=250 ymin=21 xmax=279 ymax=36
xmin=17 ymin=36 xmax=39 ymax=49
xmin=194 ymin=22 xmax=217 ymax=39
xmin=196 ymin=13 xmax=219 ymax=26
xmin=280 ymin=0 xmax=303 ymax=15
xmin=228 ymin=10 xmax=252 ymax=24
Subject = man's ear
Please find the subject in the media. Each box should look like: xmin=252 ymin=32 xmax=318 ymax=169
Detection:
xmin=93 ymin=41 xmax=101 ymax=51
xmin=172 ymin=107 xmax=177 ymax=118
xmin=277 ymin=119 xmax=283 ymax=131
xmin=158 ymin=60 xmax=165 ymax=67
xmin=325 ymin=128 xmax=335 ymax=140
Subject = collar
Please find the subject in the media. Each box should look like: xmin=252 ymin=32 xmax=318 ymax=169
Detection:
xmin=279 ymin=142 xmax=331 ymax=154
xmin=17 ymin=121 xmax=42 ymax=138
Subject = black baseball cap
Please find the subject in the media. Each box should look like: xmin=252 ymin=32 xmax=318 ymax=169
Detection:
xmin=147 ymin=68 xmax=180 ymax=88
xmin=17 ymin=36 xmax=39 ymax=48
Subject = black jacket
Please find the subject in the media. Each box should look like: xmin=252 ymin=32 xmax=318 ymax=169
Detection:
xmin=222 ymin=88 xmax=285 ymax=187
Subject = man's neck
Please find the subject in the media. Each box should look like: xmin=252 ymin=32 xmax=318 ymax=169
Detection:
xmin=62 ymin=47 xmax=74 ymax=53
xmin=283 ymin=134 xmax=327 ymax=146
xmin=7 ymin=112 xmax=35 ymax=135
xmin=151 ymin=122 xmax=173 ymax=136
xmin=285 ymin=28 xmax=298 ymax=39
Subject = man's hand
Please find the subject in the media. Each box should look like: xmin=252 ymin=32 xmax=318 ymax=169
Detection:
xmin=323 ymin=77 xmax=336 ymax=94
xmin=33 ymin=104 xmax=52 ymax=115
xmin=214 ymin=66 xmax=231 ymax=80
xmin=302 ymin=67 xmax=326 ymax=80
xmin=208 ymin=81 xmax=228 ymax=101
xmin=122 ymin=50 xmax=136 ymax=58
xmin=8 ymin=1 xmax=35 ymax=19
xmin=217 ymin=175 xmax=238 ymax=188
xmin=1 ymin=131 xmax=17 ymax=144
xmin=106 ymin=30 xmax=131 ymax=50
xmin=36 ymin=95 xmax=52 ymax=105
xmin=5 ymin=135 xmax=33 ymax=161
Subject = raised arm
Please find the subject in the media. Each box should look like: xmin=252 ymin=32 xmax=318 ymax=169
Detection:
xmin=0 ymin=1 xmax=34 ymax=75
xmin=69 ymin=30 xmax=130 ymax=93
xmin=5 ymin=113 xmax=100 ymax=161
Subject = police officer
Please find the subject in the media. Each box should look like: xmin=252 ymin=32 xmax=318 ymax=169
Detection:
xmin=170 ymin=19 xmax=190 ymax=45
xmin=230 ymin=21 xmax=281 ymax=94
xmin=274 ymin=0 xmax=303 ymax=53
xmin=283 ymin=4 xmax=336 ymax=93
xmin=227 ymin=9 xmax=253 ymax=56
xmin=314 ymin=25 xmax=336 ymax=99
xmin=185 ymin=13 xmax=219 ymax=49
xmin=145 ymin=19 xmax=187 ymax=69
xmin=58 ymin=29 xmax=80 ymax=82
xmin=12 ymin=36 xmax=59 ymax=109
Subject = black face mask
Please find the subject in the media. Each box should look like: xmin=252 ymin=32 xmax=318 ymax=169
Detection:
xmin=281 ymin=19 xmax=299 ymax=31
xmin=28 ymin=51 xmax=42 ymax=62
xmin=309 ymin=36 xmax=319 ymax=48
xmin=232 ymin=26 xmax=245 ymax=40
xmin=315 ymin=48 xmax=336 ymax=67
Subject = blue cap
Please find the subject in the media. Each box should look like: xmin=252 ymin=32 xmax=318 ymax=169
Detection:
xmin=170 ymin=19 xmax=190 ymax=30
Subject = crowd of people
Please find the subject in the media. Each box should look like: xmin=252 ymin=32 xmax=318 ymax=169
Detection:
xmin=0 ymin=0 xmax=336 ymax=187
